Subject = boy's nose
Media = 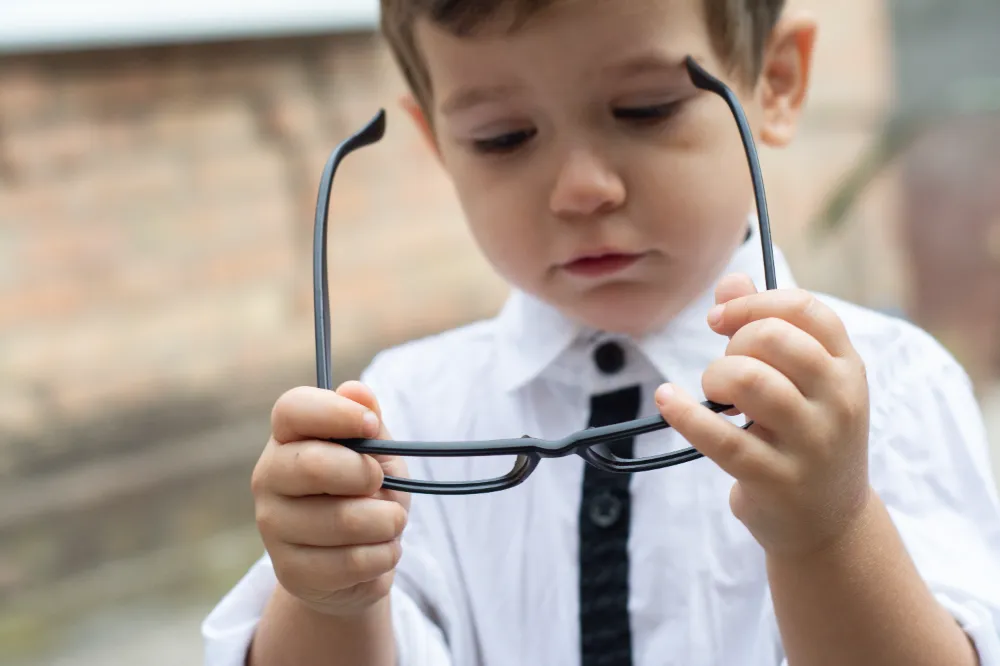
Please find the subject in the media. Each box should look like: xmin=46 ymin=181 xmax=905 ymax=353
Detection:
xmin=549 ymin=149 xmax=626 ymax=219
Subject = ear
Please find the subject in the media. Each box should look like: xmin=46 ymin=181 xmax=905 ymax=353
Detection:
xmin=400 ymin=93 xmax=440 ymax=157
xmin=757 ymin=12 xmax=817 ymax=148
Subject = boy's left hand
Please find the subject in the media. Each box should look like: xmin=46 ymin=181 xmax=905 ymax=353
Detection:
xmin=655 ymin=273 xmax=873 ymax=559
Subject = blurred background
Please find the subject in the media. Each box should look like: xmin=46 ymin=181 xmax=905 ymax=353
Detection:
xmin=1 ymin=0 xmax=998 ymax=663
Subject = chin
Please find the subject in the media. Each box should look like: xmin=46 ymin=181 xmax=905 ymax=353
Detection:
xmin=564 ymin=286 xmax=678 ymax=339
xmin=576 ymin=309 xmax=665 ymax=338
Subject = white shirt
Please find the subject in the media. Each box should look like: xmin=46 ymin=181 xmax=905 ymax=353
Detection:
xmin=203 ymin=226 xmax=1000 ymax=666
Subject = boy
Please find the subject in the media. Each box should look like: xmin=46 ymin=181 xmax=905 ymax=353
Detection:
xmin=203 ymin=1 xmax=1000 ymax=664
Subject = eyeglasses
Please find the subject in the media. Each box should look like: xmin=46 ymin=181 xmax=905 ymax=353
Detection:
xmin=313 ymin=56 xmax=777 ymax=495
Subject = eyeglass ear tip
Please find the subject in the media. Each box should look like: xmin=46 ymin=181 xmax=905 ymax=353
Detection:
xmin=351 ymin=109 xmax=388 ymax=148
xmin=684 ymin=56 xmax=715 ymax=91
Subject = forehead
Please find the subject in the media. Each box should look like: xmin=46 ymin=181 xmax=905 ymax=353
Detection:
xmin=414 ymin=0 xmax=714 ymax=108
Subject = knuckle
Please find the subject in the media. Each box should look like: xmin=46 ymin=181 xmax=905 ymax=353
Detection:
xmin=372 ymin=542 xmax=398 ymax=575
xmin=392 ymin=505 xmax=409 ymax=538
xmin=296 ymin=444 xmax=332 ymax=489
xmin=271 ymin=552 xmax=306 ymax=593
xmin=732 ymin=319 xmax=783 ymax=359
xmin=840 ymin=392 xmax=867 ymax=425
xmin=343 ymin=545 xmax=372 ymax=581
xmin=389 ymin=539 xmax=404 ymax=569
xmin=250 ymin=457 xmax=270 ymax=497
xmin=365 ymin=574 xmax=395 ymax=602
xmin=386 ymin=455 xmax=409 ymax=482
xmin=791 ymin=289 xmax=817 ymax=315
xmin=702 ymin=359 xmax=729 ymax=400
xmin=755 ymin=318 xmax=787 ymax=350
xmin=271 ymin=386 xmax=316 ymax=441
xmin=361 ymin=456 xmax=383 ymax=495
xmin=832 ymin=363 xmax=867 ymax=422
xmin=344 ymin=543 xmax=397 ymax=582
xmin=335 ymin=501 xmax=365 ymax=539
xmin=716 ymin=429 xmax=744 ymax=466
xmin=272 ymin=386 xmax=303 ymax=423
xmin=735 ymin=362 xmax=765 ymax=395
xmin=724 ymin=325 xmax=751 ymax=356
xmin=372 ymin=542 xmax=398 ymax=578
xmin=799 ymin=290 xmax=839 ymax=335
xmin=777 ymin=457 xmax=806 ymax=489
xmin=729 ymin=489 xmax=749 ymax=524
xmin=254 ymin=501 xmax=281 ymax=537
xmin=672 ymin=398 xmax=697 ymax=428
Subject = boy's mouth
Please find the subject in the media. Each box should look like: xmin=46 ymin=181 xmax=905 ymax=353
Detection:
xmin=561 ymin=251 xmax=647 ymax=278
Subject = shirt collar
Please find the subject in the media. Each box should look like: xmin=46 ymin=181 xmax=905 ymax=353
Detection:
xmin=493 ymin=218 xmax=799 ymax=393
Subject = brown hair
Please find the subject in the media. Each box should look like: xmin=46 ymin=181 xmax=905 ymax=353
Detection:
xmin=380 ymin=0 xmax=786 ymax=114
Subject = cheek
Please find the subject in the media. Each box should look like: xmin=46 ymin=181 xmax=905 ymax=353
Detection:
xmin=448 ymin=166 xmax=549 ymax=283
xmin=636 ymin=154 xmax=751 ymax=248
xmin=638 ymin=112 xmax=756 ymax=243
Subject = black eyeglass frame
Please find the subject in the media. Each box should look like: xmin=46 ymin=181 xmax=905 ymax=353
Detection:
xmin=313 ymin=56 xmax=778 ymax=495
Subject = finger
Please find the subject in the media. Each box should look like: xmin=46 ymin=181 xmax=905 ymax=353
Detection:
xmin=714 ymin=273 xmax=758 ymax=306
xmin=272 ymin=540 xmax=403 ymax=593
xmin=271 ymin=386 xmax=381 ymax=444
xmin=725 ymin=317 xmax=834 ymax=398
xmin=701 ymin=356 xmax=814 ymax=438
xmin=708 ymin=289 xmax=852 ymax=358
xmin=654 ymin=383 xmax=793 ymax=481
xmin=254 ymin=438 xmax=384 ymax=498
xmin=257 ymin=495 xmax=408 ymax=548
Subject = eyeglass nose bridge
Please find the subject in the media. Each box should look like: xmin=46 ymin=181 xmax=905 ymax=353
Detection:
xmin=569 ymin=400 xmax=752 ymax=473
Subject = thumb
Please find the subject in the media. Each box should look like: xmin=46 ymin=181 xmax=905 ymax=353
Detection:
xmin=335 ymin=381 xmax=392 ymax=440
xmin=336 ymin=381 xmax=410 ymax=502
xmin=709 ymin=273 xmax=758 ymax=336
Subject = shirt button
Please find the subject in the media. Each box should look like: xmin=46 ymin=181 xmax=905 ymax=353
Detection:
xmin=593 ymin=341 xmax=626 ymax=375
xmin=588 ymin=489 xmax=624 ymax=528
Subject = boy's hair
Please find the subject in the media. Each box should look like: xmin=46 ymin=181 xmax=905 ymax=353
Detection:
xmin=380 ymin=0 xmax=787 ymax=116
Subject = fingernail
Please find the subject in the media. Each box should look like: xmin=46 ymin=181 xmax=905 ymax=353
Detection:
xmin=362 ymin=411 xmax=380 ymax=438
xmin=707 ymin=305 xmax=724 ymax=327
xmin=655 ymin=384 xmax=675 ymax=407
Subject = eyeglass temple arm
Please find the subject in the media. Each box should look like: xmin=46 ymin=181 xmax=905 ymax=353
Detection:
xmin=313 ymin=110 xmax=388 ymax=391
xmin=684 ymin=56 xmax=777 ymax=292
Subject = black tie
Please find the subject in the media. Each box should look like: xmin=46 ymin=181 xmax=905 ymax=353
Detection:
xmin=579 ymin=382 xmax=640 ymax=666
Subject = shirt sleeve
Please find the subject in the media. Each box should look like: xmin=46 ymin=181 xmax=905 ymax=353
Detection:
xmin=774 ymin=330 xmax=1000 ymax=665
xmin=200 ymin=355 xmax=456 ymax=666
xmin=866 ymin=330 xmax=1000 ymax=664
xmin=200 ymin=553 xmax=453 ymax=666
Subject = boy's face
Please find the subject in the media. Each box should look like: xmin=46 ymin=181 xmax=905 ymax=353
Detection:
xmin=412 ymin=0 xmax=813 ymax=337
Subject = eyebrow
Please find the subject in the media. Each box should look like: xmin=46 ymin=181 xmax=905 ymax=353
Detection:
xmin=438 ymin=52 xmax=688 ymax=116
xmin=604 ymin=52 xmax=689 ymax=78
xmin=439 ymin=84 xmax=525 ymax=116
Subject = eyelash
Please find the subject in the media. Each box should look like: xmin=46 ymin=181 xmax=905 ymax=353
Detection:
xmin=613 ymin=101 xmax=683 ymax=124
xmin=470 ymin=102 xmax=683 ymax=155
xmin=472 ymin=129 xmax=538 ymax=155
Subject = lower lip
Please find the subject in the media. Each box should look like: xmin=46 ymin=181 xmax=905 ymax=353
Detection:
xmin=562 ymin=253 xmax=644 ymax=278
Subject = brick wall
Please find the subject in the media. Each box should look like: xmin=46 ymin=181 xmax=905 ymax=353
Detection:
xmin=0 ymin=0 xmax=900 ymax=638
xmin=0 ymin=32 xmax=507 ymax=458
xmin=0 ymin=32 xmax=509 ymax=634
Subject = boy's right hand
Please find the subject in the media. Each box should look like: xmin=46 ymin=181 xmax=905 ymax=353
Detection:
xmin=252 ymin=381 xmax=410 ymax=618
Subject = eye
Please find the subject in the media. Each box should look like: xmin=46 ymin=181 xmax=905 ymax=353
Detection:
xmin=471 ymin=128 xmax=537 ymax=154
xmin=613 ymin=102 xmax=682 ymax=125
